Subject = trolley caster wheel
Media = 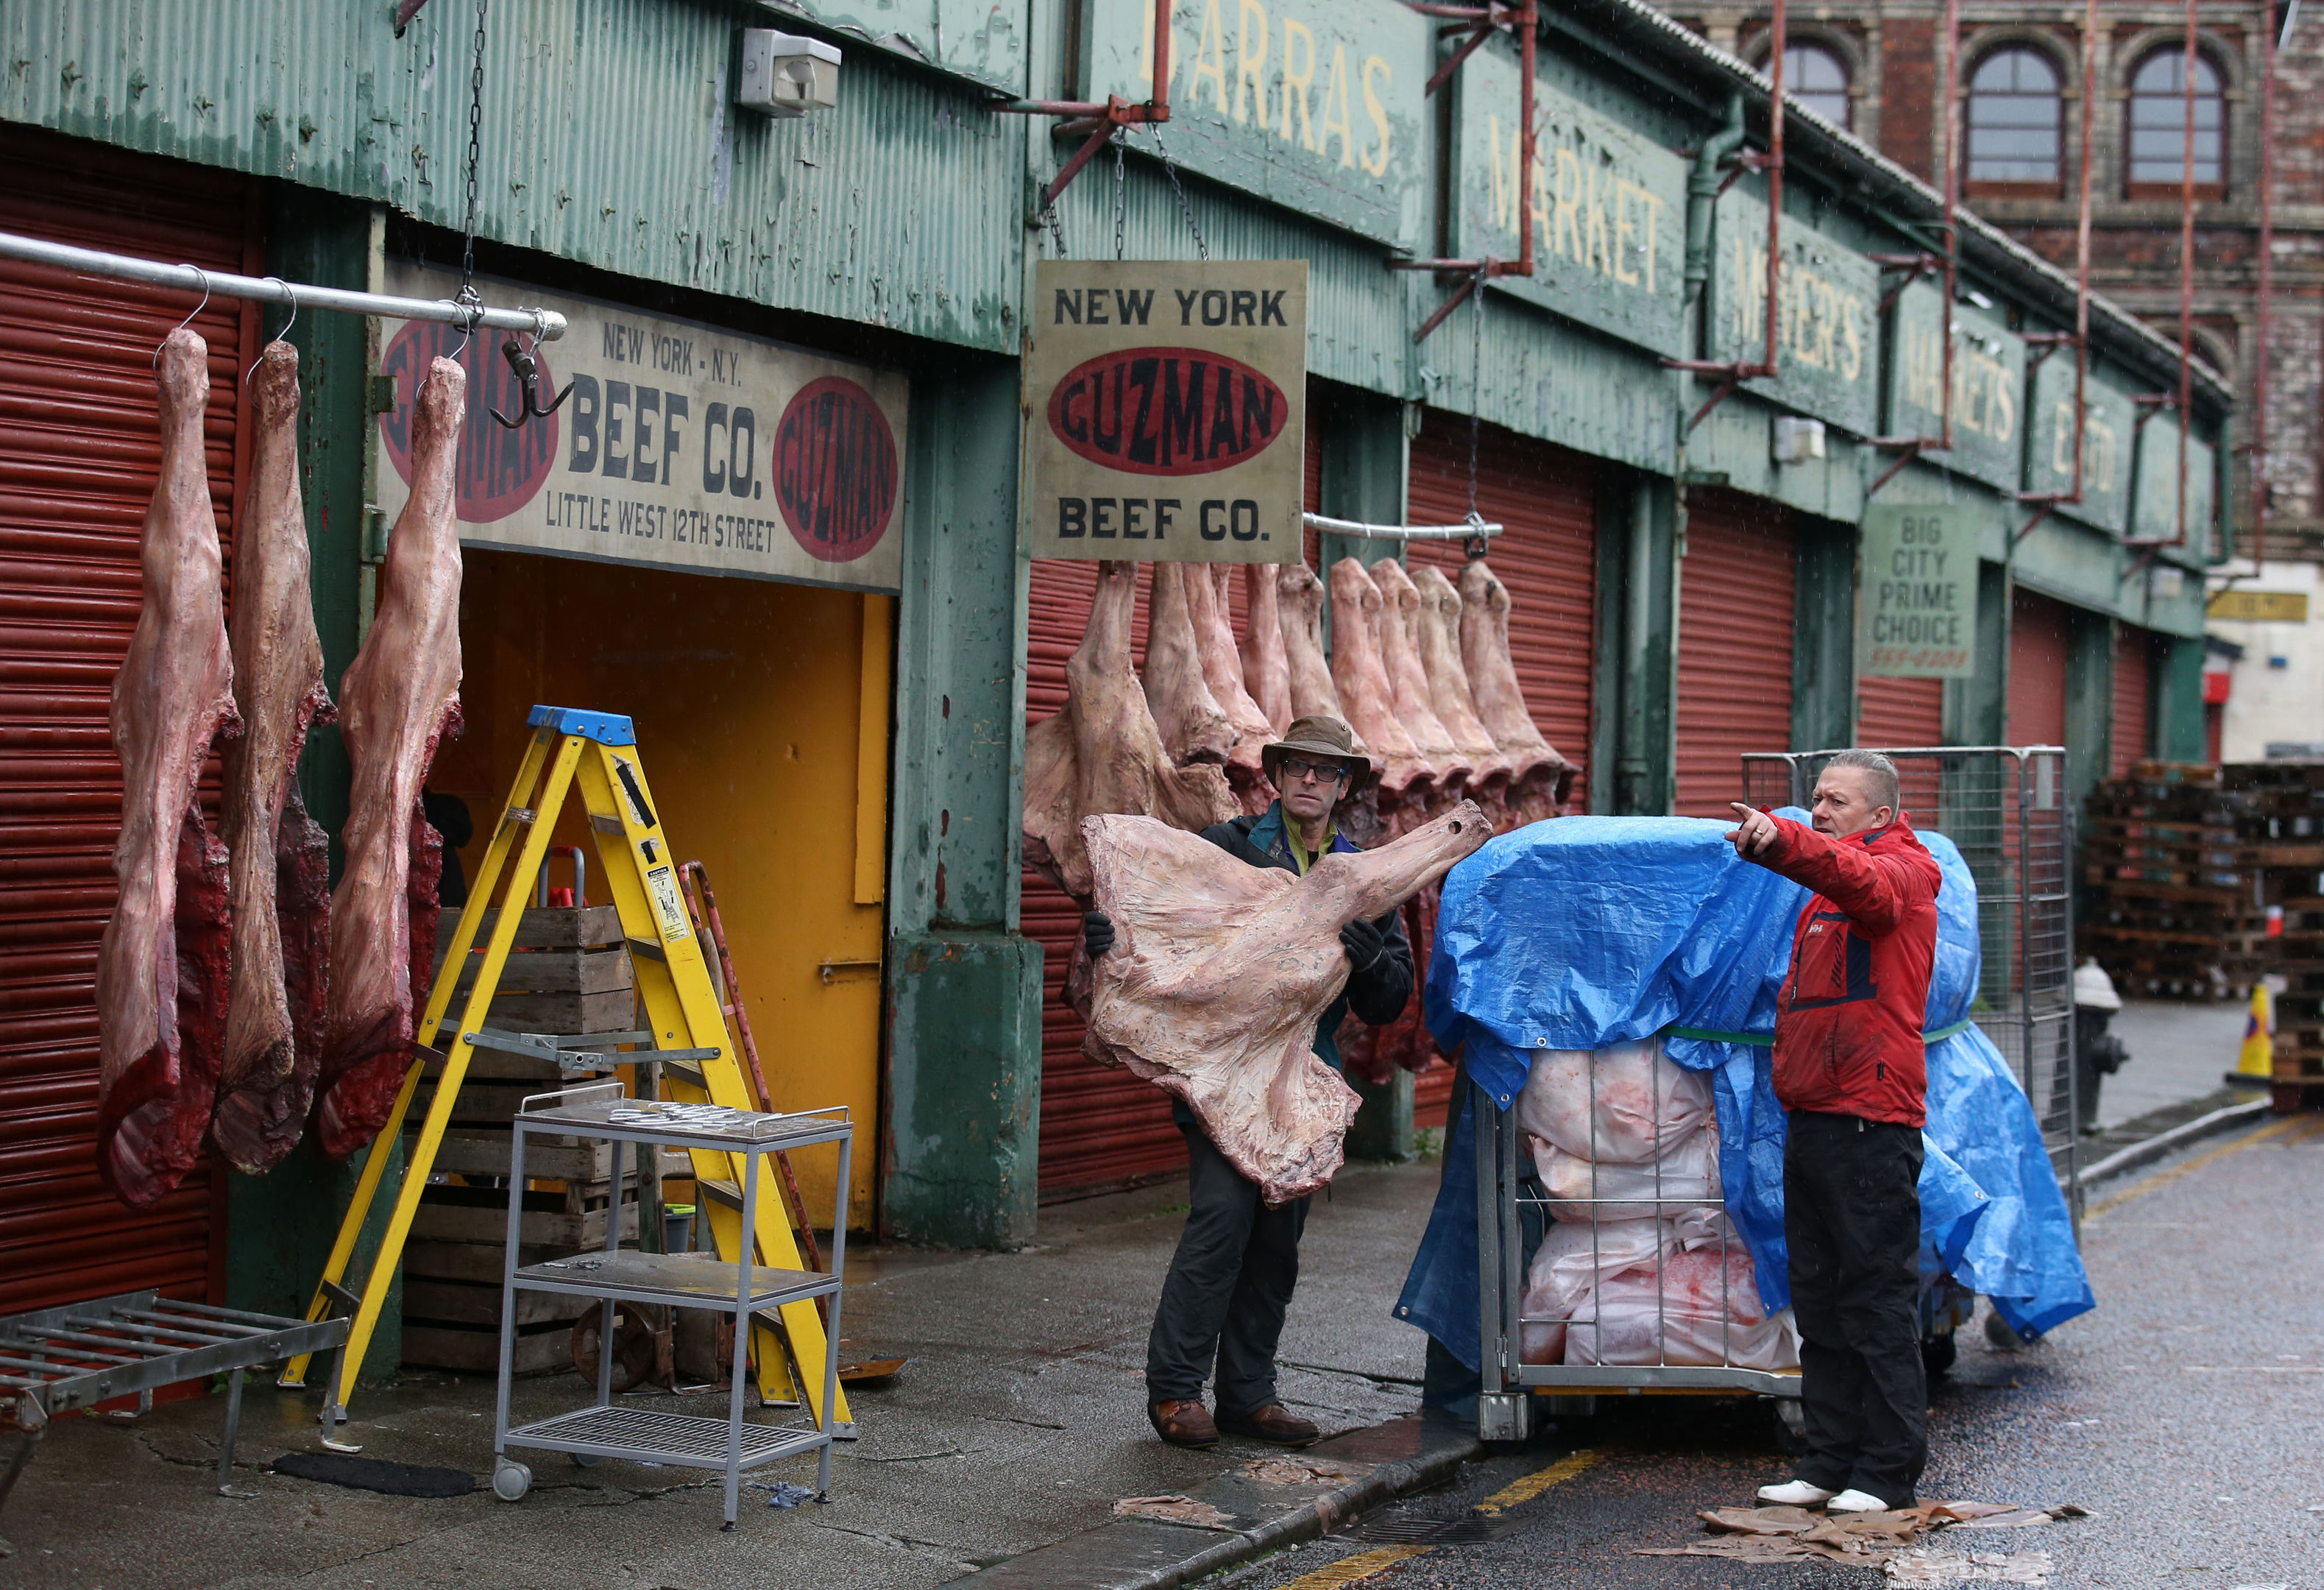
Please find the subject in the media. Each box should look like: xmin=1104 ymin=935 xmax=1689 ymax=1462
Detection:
xmin=492 ymin=1460 xmax=533 ymax=1502
xmin=1921 ymin=1331 xmax=1959 ymax=1379
xmin=570 ymin=1452 xmax=601 ymax=1469
xmin=1769 ymin=1398 xmax=1808 ymax=1458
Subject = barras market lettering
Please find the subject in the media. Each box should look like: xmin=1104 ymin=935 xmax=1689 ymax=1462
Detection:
xmin=1489 ymin=116 xmax=1667 ymax=294
xmin=1140 ymin=0 xmax=1396 ymax=177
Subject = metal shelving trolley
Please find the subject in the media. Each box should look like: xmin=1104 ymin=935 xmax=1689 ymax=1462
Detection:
xmin=491 ymin=1083 xmax=850 ymax=1529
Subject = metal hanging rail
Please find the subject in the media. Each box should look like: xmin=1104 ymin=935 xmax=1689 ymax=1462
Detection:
xmin=1868 ymin=0 xmax=1962 ymax=497
xmin=992 ymin=0 xmax=1171 ymax=208
xmin=0 ymin=229 xmax=569 ymax=340
xmin=2011 ymin=0 xmax=2100 ymax=546
xmin=2123 ymin=0 xmax=2206 ymax=554
xmin=2249 ymin=0 xmax=2280 ymax=573
xmin=1303 ymin=512 xmax=1504 ymax=542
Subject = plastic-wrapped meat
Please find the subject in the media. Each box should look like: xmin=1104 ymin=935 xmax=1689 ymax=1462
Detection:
xmin=1277 ymin=561 xmax=1360 ymax=745
xmin=1519 ymin=1218 xmax=1671 ymax=1365
xmin=1370 ymin=559 xmax=1471 ymax=816
xmin=313 ymin=358 xmax=467 ymax=1161
xmin=1183 ymin=564 xmax=1277 ymax=814
xmin=1238 ymin=562 xmax=1292 ymax=735
xmin=1326 ymin=559 xmax=1431 ymax=823
xmin=1023 ymin=559 xmax=1236 ymax=901
xmin=1458 ymin=559 xmax=1573 ymax=828
xmin=1533 ymin=1126 xmax=1721 ymax=1223
xmin=1081 ymin=801 xmax=1488 ymax=1204
xmin=1564 ymin=1240 xmax=1799 ymax=1371
xmin=213 ymin=341 xmax=337 ymax=1174
xmin=1141 ymin=562 xmax=1238 ymax=768
xmin=1411 ymin=565 xmax=1509 ymax=819
xmin=1515 ymin=1039 xmax=1714 ymax=1165
xmin=94 ymin=328 xmax=242 ymax=1207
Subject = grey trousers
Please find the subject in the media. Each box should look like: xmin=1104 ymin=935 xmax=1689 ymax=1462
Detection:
xmin=1144 ymin=1117 xmax=1310 ymax=1414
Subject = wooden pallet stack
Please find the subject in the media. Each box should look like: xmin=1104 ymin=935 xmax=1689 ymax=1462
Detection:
xmin=2223 ymin=763 xmax=2324 ymax=1105
xmin=2080 ymin=763 xmax=2277 ymax=1000
xmin=400 ymin=902 xmax=645 ymax=1375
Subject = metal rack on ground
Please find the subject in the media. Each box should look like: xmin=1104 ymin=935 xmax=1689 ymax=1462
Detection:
xmin=492 ymin=1084 xmax=849 ymax=1531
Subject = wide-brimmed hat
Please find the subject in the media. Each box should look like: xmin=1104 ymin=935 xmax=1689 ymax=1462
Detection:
xmin=1261 ymin=715 xmax=1375 ymax=789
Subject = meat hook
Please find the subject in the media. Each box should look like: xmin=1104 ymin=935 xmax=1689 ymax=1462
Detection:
xmin=1462 ymin=510 xmax=1491 ymax=562
xmin=488 ymin=333 xmax=575 ymax=429
xmin=244 ymin=281 xmax=298 ymax=386
xmin=153 ymin=266 xmax=211 ymax=370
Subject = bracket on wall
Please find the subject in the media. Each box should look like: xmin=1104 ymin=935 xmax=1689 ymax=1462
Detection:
xmin=991 ymin=5 xmax=1172 ymax=209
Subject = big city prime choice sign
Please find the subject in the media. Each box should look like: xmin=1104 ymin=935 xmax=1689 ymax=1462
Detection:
xmin=1859 ymin=504 xmax=1975 ymax=679
xmin=373 ymin=265 xmax=909 ymax=593
xmin=1026 ymin=259 xmax=1308 ymax=562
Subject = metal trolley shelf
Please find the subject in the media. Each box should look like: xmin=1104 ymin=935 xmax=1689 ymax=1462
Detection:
xmin=492 ymin=1084 xmax=851 ymax=1529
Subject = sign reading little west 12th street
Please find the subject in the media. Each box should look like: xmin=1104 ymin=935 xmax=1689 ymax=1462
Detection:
xmin=1026 ymin=260 xmax=1308 ymax=562
xmin=1859 ymin=504 xmax=1976 ymax=679
xmin=1452 ymin=39 xmax=1688 ymax=358
xmin=375 ymin=264 xmax=909 ymax=593
xmin=1088 ymin=0 xmax=1431 ymax=250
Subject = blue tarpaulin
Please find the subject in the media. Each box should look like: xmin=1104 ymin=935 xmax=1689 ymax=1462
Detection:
xmin=1394 ymin=813 xmax=2094 ymax=1371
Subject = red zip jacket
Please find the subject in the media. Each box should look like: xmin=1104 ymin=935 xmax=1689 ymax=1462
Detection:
xmin=1754 ymin=813 xmax=1943 ymax=1128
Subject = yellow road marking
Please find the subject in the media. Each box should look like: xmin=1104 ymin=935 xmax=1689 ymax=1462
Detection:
xmin=1473 ymin=1447 xmax=1601 ymax=1516
xmin=1274 ymin=1545 xmax=1431 ymax=1588
xmin=2086 ymin=1113 xmax=2323 ymax=1221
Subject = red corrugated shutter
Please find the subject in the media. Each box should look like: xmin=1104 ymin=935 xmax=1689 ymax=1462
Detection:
xmin=2111 ymin=626 xmax=2154 ymax=777
xmin=0 ymin=130 xmax=259 ymax=1312
xmin=2008 ymin=591 xmax=2072 ymax=747
xmin=1405 ymin=414 xmax=1597 ymax=1127
xmin=1858 ymin=677 xmax=1944 ymax=751
xmin=1024 ymin=409 xmax=1328 ymax=1198
xmin=1675 ymin=492 xmax=1794 ymax=817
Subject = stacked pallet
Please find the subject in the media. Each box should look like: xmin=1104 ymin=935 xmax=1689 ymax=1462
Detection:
xmin=400 ymin=904 xmax=645 ymax=1374
xmin=2080 ymin=763 xmax=2276 ymax=1000
xmin=2228 ymin=763 xmax=2324 ymax=1104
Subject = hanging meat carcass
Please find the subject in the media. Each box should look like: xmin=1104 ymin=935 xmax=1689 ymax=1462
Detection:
xmin=1411 ymin=565 xmax=1509 ymax=823
xmin=1370 ymin=559 xmax=1472 ymax=816
xmin=1023 ymin=559 xmax=1237 ymax=902
xmin=213 ymin=341 xmax=337 ymax=1175
xmin=312 ymin=358 xmax=467 ymax=1161
xmin=1142 ymin=562 xmax=1237 ymax=769
xmin=1238 ymin=563 xmax=1292 ymax=735
xmin=1459 ymin=559 xmax=1573 ymax=830
xmin=1081 ymin=800 xmax=1489 ymax=1204
xmin=1277 ymin=561 xmax=1358 ymax=741
xmin=1183 ymin=564 xmax=1276 ymax=814
xmin=1327 ymin=558 xmax=1432 ymax=825
xmin=94 ymin=327 xmax=243 ymax=1207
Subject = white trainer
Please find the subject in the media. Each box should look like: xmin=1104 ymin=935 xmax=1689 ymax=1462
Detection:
xmin=1827 ymin=1489 xmax=1893 ymax=1513
xmin=1756 ymin=1480 xmax=1836 ymax=1505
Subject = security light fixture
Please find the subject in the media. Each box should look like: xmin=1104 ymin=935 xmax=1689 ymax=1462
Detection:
xmin=1773 ymin=416 xmax=1827 ymax=464
xmin=738 ymin=29 xmax=840 ymax=117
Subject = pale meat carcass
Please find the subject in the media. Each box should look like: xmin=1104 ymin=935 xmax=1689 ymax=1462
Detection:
xmin=95 ymin=327 xmax=243 ymax=1206
xmin=1326 ymin=559 xmax=1432 ymax=824
xmin=1411 ymin=565 xmax=1510 ymax=821
xmin=211 ymin=342 xmax=338 ymax=1175
xmin=1183 ymin=564 xmax=1278 ymax=814
xmin=1276 ymin=561 xmax=1359 ymax=743
xmin=1081 ymin=800 xmax=1489 ymax=1204
xmin=1370 ymin=559 xmax=1471 ymax=816
xmin=1459 ymin=559 xmax=1574 ymax=829
xmin=313 ymin=358 xmax=467 ymax=1161
xmin=1142 ymin=562 xmax=1237 ymax=769
xmin=1023 ymin=559 xmax=1236 ymax=902
xmin=1238 ymin=563 xmax=1292 ymax=735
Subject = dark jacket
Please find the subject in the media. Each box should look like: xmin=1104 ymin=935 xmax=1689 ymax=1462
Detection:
xmin=1197 ymin=802 xmax=1414 ymax=1074
xmin=1754 ymin=812 xmax=1944 ymax=1129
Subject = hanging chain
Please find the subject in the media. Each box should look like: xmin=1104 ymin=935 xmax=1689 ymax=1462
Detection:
xmin=453 ymin=0 xmax=489 ymax=344
xmin=1148 ymin=123 xmax=1208 ymax=261
xmin=1113 ymin=128 xmax=1127 ymax=261
xmin=1467 ymin=265 xmax=1486 ymax=530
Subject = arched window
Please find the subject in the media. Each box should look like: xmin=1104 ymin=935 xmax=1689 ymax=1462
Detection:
xmin=2128 ymin=49 xmax=2225 ymax=192
xmin=1966 ymin=47 xmax=2063 ymax=189
xmin=1781 ymin=42 xmax=1852 ymax=130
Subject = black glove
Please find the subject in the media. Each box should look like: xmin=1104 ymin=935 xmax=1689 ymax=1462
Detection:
xmin=1083 ymin=910 xmax=1116 ymax=960
xmin=1340 ymin=915 xmax=1386 ymax=974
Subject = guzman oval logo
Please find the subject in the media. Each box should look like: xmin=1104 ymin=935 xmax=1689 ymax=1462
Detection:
xmin=1046 ymin=348 xmax=1286 ymax=477
xmin=378 ymin=319 xmax=559 ymax=523
xmin=774 ymin=377 xmax=899 ymax=565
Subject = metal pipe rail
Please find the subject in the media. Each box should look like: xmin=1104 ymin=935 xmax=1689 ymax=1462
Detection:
xmin=0 ymin=230 xmax=570 ymax=340
xmin=1303 ymin=512 xmax=1503 ymax=542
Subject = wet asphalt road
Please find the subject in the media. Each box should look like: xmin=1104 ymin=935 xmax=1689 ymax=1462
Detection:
xmin=1212 ymin=1114 xmax=2324 ymax=1589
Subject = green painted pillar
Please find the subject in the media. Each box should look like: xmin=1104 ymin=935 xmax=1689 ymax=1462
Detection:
xmin=1790 ymin=515 xmax=1858 ymax=753
xmin=1946 ymin=560 xmax=2011 ymax=746
xmin=224 ymin=194 xmax=402 ymax=1381
xmin=1601 ymin=472 xmax=1679 ymax=814
xmin=2153 ymin=634 xmax=2209 ymax=763
xmin=2064 ymin=607 xmax=2115 ymax=802
xmin=883 ymin=354 xmax=1044 ymax=1248
xmin=1314 ymin=385 xmax=1417 ymax=1162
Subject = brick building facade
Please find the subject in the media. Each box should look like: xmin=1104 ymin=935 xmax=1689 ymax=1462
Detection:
xmin=1665 ymin=1 xmax=2322 ymax=558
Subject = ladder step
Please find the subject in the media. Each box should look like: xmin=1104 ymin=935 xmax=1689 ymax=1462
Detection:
xmin=505 ymin=807 xmax=537 ymax=826
xmin=589 ymin=813 xmax=626 ymax=836
xmin=626 ymin=936 xmax=668 ymax=964
xmin=663 ymin=1059 xmax=709 ymax=1092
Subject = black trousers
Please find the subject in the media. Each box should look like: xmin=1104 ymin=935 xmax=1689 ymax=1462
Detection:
xmin=1784 ymin=1109 xmax=1927 ymax=1505
xmin=1145 ymin=1116 xmax=1309 ymax=1414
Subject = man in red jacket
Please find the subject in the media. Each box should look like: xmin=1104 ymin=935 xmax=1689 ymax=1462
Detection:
xmin=1726 ymin=749 xmax=1942 ymax=1515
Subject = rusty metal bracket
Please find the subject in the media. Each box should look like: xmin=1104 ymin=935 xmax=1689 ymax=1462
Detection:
xmin=2011 ymin=495 xmax=2063 ymax=547
xmin=1864 ymin=438 xmax=1926 ymax=497
xmin=993 ymin=6 xmax=1171 ymax=212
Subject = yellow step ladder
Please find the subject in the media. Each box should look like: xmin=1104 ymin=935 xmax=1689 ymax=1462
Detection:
xmin=283 ymin=705 xmax=852 ymax=1441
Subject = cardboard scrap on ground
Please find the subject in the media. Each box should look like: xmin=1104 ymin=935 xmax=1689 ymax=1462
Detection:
xmin=1636 ymin=1501 xmax=2085 ymax=1580
xmin=1241 ymin=1456 xmax=1370 ymax=1486
xmin=1113 ymin=1494 xmax=1236 ymax=1528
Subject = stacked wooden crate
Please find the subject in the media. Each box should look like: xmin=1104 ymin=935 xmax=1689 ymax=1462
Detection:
xmin=2081 ymin=763 xmax=2274 ymax=1000
xmin=401 ymin=903 xmax=642 ymax=1374
xmin=2225 ymin=763 xmax=2324 ymax=1105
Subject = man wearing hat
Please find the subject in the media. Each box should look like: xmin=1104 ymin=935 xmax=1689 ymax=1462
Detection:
xmin=1083 ymin=715 xmax=1413 ymax=1449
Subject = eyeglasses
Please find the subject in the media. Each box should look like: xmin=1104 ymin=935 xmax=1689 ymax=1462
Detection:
xmin=1276 ymin=755 xmax=1350 ymax=785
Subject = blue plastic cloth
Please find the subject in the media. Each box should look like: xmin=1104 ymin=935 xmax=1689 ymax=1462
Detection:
xmin=1395 ymin=813 xmax=2094 ymax=1371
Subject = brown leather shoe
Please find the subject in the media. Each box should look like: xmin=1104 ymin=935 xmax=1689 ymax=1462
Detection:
xmin=1148 ymin=1398 xmax=1219 ymax=1448
xmin=1216 ymin=1403 xmax=1319 ymax=1446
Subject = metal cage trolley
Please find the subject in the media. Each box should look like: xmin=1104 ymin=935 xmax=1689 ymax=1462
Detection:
xmin=491 ymin=1084 xmax=851 ymax=1529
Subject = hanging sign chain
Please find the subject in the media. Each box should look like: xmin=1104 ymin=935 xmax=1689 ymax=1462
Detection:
xmin=1465 ymin=265 xmax=1489 ymax=559
xmin=1147 ymin=124 xmax=1208 ymax=262
xmin=1113 ymin=129 xmax=1127 ymax=262
xmin=454 ymin=0 xmax=489 ymax=342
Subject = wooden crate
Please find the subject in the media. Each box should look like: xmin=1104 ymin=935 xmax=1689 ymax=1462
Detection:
xmin=404 ymin=1319 xmax=574 ymax=1377
xmin=431 ymin=905 xmax=634 ymax=1035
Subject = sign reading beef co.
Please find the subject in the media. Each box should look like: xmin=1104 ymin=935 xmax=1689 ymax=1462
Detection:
xmin=374 ymin=264 xmax=907 ymax=593
xmin=1027 ymin=260 xmax=1307 ymax=563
